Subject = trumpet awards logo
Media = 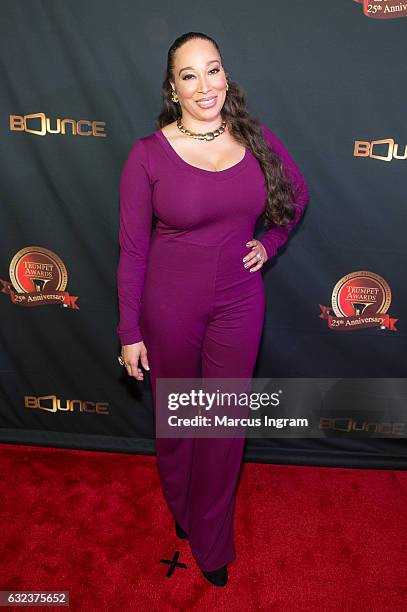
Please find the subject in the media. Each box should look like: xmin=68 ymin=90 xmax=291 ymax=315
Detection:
xmin=319 ymin=271 xmax=398 ymax=331
xmin=353 ymin=0 xmax=407 ymax=19
xmin=9 ymin=112 xmax=106 ymax=137
xmin=1 ymin=246 xmax=79 ymax=309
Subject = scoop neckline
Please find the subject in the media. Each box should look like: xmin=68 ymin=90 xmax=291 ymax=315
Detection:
xmin=154 ymin=128 xmax=249 ymax=178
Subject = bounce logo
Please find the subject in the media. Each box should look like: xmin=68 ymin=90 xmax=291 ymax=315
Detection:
xmin=320 ymin=416 xmax=405 ymax=436
xmin=0 ymin=246 xmax=79 ymax=310
xmin=25 ymin=395 xmax=109 ymax=414
xmin=354 ymin=139 xmax=406 ymax=162
xmin=353 ymin=0 xmax=407 ymax=19
xmin=9 ymin=112 xmax=106 ymax=137
xmin=319 ymin=271 xmax=398 ymax=332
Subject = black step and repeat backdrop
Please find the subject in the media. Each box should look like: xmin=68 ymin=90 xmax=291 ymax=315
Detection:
xmin=1 ymin=1 xmax=406 ymax=468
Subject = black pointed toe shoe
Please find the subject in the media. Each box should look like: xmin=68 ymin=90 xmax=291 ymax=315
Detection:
xmin=200 ymin=565 xmax=228 ymax=587
xmin=175 ymin=521 xmax=189 ymax=540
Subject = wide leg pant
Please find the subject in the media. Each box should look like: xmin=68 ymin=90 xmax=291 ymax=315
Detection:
xmin=139 ymin=235 xmax=266 ymax=572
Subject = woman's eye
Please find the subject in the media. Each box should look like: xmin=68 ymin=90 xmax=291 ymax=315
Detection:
xmin=182 ymin=68 xmax=220 ymax=80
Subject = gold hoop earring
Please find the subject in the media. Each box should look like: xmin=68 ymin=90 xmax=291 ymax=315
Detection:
xmin=171 ymin=90 xmax=179 ymax=103
xmin=226 ymin=82 xmax=229 ymax=91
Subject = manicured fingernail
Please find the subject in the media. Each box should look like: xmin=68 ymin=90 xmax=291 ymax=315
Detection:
xmin=146 ymin=366 xmax=150 ymax=370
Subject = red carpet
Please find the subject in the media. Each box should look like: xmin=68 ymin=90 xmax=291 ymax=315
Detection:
xmin=0 ymin=443 xmax=405 ymax=611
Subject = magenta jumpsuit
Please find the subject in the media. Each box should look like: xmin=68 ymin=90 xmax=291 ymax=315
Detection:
xmin=116 ymin=123 xmax=309 ymax=572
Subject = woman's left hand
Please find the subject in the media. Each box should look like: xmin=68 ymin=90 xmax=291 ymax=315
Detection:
xmin=243 ymin=239 xmax=268 ymax=272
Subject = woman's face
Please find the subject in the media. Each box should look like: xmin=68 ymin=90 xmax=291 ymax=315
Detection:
xmin=170 ymin=39 xmax=228 ymax=126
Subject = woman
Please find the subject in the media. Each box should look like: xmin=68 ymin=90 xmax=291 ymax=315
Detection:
xmin=116 ymin=32 xmax=309 ymax=587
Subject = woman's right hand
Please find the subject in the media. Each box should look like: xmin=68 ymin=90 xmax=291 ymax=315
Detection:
xmin=121 ymin=341 xmax=150 ymax=381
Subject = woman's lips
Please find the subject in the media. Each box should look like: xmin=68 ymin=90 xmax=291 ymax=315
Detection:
xmin=196 ymin=96 xmax=217 ymax=108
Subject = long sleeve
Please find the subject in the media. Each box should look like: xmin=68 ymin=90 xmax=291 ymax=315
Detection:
xmin=116 ymin=138 xmax=153 ymax=346
xmin=258 ymin=125 xmax=310 ymax=260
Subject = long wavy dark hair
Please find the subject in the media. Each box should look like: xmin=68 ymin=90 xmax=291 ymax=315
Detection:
xmin=156 ymin=31 xmax=297 ymax=229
